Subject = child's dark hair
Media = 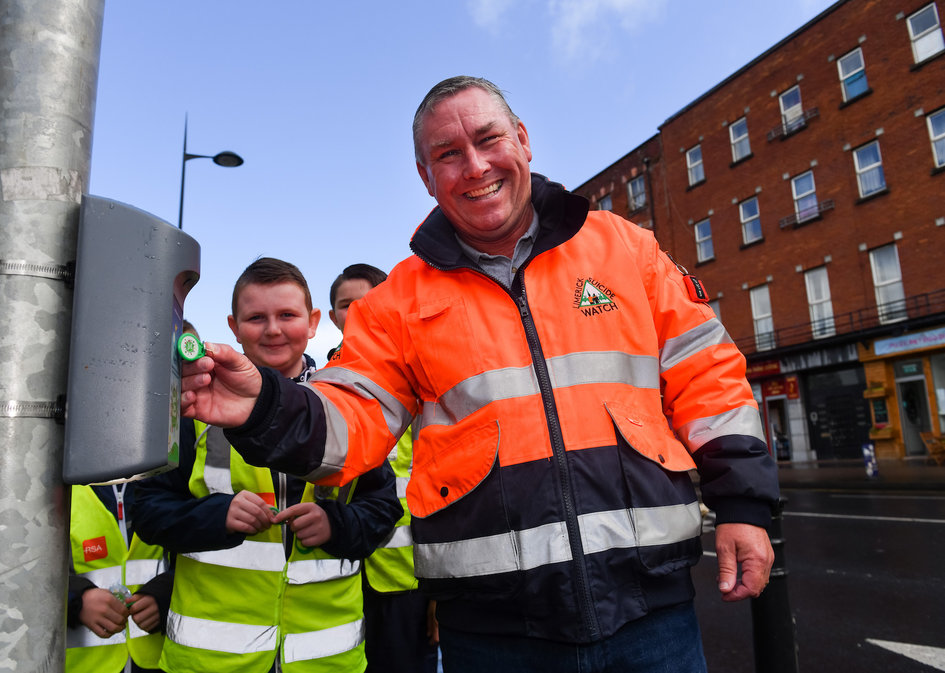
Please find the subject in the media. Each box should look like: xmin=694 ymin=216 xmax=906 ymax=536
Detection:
xmin=232 ymin=257 xmax=312 ymax=316
xmin=329 ymin=263 xmax=388 ymax=310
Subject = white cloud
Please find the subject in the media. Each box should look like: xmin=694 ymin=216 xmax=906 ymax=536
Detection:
xmin=467 ymin=0 xmax=519 ymax=32
xmin=550 ymin=0 xmax=667 ymax=61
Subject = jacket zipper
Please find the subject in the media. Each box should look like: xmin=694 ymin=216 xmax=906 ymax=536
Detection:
xmin=516 ymin=283 xmax=601 ymax=641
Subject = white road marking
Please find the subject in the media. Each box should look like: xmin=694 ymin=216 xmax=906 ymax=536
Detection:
xmin=866 ymin=639 xmax=945 ymax=671
xmin=784 ymin=511 xmax=945 ymax=524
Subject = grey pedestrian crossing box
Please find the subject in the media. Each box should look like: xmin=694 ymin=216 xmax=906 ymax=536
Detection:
xmin=63 ymin=196 xmax=200 ymax=484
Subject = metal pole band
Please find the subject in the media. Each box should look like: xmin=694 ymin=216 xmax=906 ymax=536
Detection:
xmin=0 ymin=258 xmax=75 ymax=285
xmin=1 ymin=398 xmax=66 ymax=421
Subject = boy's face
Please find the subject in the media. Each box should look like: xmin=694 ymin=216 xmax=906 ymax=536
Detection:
xmin=329 ymin=277 xmax=373 ymax=334
xmin=228 ymin=281 xmax=320 ymax=378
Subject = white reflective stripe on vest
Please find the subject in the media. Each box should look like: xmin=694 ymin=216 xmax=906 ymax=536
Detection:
xmin=127 ymin=618 xmax=150 ymax=640
xmin=67 ymin=625 xmax=126 ymax=648
xmin=378 ymin=524 xmax=412 ymax=550
xmin=203 ymin=463 xmax=234 ymax=494
xmin=579 ymin=502 xmax=702 ymax=554
xmin=676 ymin=405 xmax=765 ymax=452
xmin=182 ymin=539 xmax=285 ymax=572
xmin=414 ymin=502 xmax=702 ymax=579
xmin=395 ymin=476 xmax=408 ymax=499
xmin=166 ymin=610 xmax=277 ymax=654
xmin=283 ymin=618 xmax=365 ymax=664
xmin=79 ymin=566 xmax=121 ymax=588
xmin=659 ymin=318 xmax=731 ymax=372
xmin=419 ymin=351 xmax=660 ymax=429
xmin=125 ymin=557 xmax=165 ymax=586
xmin=286 ymin=557 xmax=360 ymax=584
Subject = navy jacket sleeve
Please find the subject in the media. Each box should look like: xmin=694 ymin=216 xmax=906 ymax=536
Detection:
xmin=133 ymin=420 xmax=245 ymax=553
xmin=318 ymin=460 xmax=402 ymax=560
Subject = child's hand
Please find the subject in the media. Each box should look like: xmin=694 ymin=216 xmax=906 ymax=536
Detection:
xmin=275 ymin=502 xmax=331 ymax=548
xmin=128 ymin=594 xmax=160 ymax=633
xmin=225 ymin=490 xmax=276 ymax=535
xmin=78 ymin=587 xmax=128 ymax=639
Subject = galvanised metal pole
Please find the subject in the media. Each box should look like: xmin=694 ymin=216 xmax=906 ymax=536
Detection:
xmin=0 ymin=0 xmax=104 ymax=669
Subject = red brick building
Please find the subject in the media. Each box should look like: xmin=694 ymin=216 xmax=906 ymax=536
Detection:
xmin=574 ymin=0 xmax=945 ymax=462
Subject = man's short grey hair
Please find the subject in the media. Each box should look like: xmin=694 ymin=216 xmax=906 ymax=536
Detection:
xmin=413 ymin=76 xmax=519 ymax=164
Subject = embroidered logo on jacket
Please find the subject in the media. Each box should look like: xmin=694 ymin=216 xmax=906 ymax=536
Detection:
xmin=83 ymin=536 xmax=108 ymax=562
xmin=573 ymin=278 xmax=619 ymax=316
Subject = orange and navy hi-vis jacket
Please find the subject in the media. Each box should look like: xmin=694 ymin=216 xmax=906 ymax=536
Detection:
xmin=227 ymin=174 xmax=780 ymax=644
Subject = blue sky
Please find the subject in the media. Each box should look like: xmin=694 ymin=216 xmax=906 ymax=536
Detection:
xmin=89 ymin=0 xmax=836 ymax=365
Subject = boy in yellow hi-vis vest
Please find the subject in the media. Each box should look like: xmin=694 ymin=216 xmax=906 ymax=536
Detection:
xmin=133 ymin=258 xmax=402 ymax=673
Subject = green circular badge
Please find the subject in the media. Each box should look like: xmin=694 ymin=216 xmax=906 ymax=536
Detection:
xmin=177 ymin=333 xmax=205 ymax=362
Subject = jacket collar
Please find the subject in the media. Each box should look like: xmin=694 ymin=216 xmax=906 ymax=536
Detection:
xmin=409 ymin=173 xmax=590 ymax=272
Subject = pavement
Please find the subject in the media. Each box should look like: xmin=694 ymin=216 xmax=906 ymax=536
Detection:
xmin=776 ymin=457 xmax=945 ymax=491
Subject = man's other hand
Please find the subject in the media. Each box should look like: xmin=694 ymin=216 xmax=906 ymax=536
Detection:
xmin=715 ymin=522 xmax=774 ymax=602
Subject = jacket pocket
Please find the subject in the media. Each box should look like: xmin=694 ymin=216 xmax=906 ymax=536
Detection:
xmin=405 ymin=296 xmax=485 ymax=399
xmin=407 ymin=420 xmax=499 ymax=519
xmin=604 ymin=400 xmax=695 ymax=472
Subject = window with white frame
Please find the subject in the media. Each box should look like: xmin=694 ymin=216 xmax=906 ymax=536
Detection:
xmin=908 ymin=3 xmax=945 ymax=63
xmin=628 ymin=175 xmax=646 ymax=210
xmin=804 ymin=266 xmax=836 ymax=338
xmin=750 ymin=285 xmax=775 ymax=351
xmin=694 ymin=218 xmax=714 ymax=263
xmin=730 ymin=118 xmax=751 ymax=162
xmin=853 ymin=141 xmax=886 ymax=197
xmin=838 ymin=47 xmax=869 ymax=101
xmin=740 ymin=197 xmax=762 ymax=244
xmin=928 ymin=108 xmax=945 ymax=168
xmin=687 ymin=145 xmax=705 ymax=186
xmin=791 ymin=171 xmax=819 ymax=222
xmin=709 ymin=299 xmax=721 ymax=321
xmin=598 ymin=193 xmax=612 ymax=211
xmin=780 ymin=86 xmax=804 ymax=133
xmin=869 ymin=244 xmax=907 ymax=323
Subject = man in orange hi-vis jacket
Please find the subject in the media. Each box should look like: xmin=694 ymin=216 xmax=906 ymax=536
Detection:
xmin=179 ymin=76 xmax=779 ymax=673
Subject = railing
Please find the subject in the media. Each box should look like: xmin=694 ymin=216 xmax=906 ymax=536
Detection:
xmin=778 ymin=199 xmax=834 ymax=228
xmin=767 ymin=107 xmax=819 ymax=141
xmin=734 ymin=288 xmax=945 ymax=356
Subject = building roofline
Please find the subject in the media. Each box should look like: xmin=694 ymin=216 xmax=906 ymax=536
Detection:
xmin=572 ymin=132 xmax=660 ymax=193
xmin=660 ymin=0 xmax=851 ymax=127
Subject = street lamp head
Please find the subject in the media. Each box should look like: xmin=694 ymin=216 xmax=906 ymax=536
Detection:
xmin=212 ymin=151 xmax=244 ymax=168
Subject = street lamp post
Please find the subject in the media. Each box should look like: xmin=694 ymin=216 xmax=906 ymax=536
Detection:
xmin=178 ymin=116 xmax=244 ymax=229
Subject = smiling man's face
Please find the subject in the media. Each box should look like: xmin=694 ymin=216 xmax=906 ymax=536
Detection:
xmin=416 ymin=86 xmax=534 ymax=257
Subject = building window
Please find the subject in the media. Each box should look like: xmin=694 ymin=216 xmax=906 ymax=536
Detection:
xmin=869 ymin=244 xmax=907 ymax=324
xmin=709 ymin=299 xmax=721 ymax=321
xmin=780 ymin=86 xmax=805 ymax=134
xmin=694 ymin=218 xmax=714 ymax=263
xmin=628 ymin=175 xmax=646 ymax=210
xmin=853 ymin=141 xmax=886 ymax=197
xmin=687 ymin=145 xmax=705 ymax=186
xmin=740 ymin=197 xmax=762 ymax=244
xmin=750 ymin=285 xmax=775 ymax=351
xmin=908 ymin=3 xmax=945 ymax=63
xmin=598 ymin=193 xmax=612 ymax=211
xmin=791 ymin=171 xmax=819 ymax=222
xmin=730 ymin=118 xmax=751 ymax=162
xmin=804 ymin=266 xmax=836 ymax=338
xmin=928 ymin=108 xmax=945 ymax=168
xmin=838 ymin=47 xmax=869 ymax=101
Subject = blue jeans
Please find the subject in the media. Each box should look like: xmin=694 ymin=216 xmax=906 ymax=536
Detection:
xmin=438 ymin=602 xmax=707 ymax=673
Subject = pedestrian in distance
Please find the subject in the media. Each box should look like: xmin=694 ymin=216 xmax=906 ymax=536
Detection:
xmin=328 ymin=263 xmax=440 ymax=673
xmin=176 ymin=77 xmax=780 ymax=673
xmin=133 ymin=257 xmax=402 ymax=673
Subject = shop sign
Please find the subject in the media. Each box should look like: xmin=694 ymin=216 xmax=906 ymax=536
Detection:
xmin=786 ymin=375 xmax=799 ymax=399
xmin=747 ymin=360 xmax=781 ymax=379
xmin=874 ymin=326 xmax=945 ymax=356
